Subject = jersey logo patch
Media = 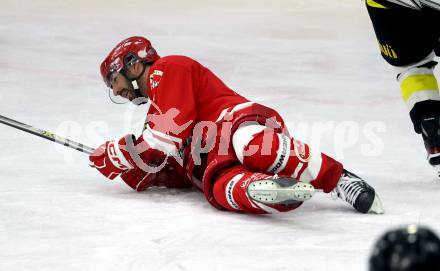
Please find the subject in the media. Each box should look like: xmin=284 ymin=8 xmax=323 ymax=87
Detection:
xmin=149 ymin=70 xmax=163 ymax=89
xmin=293 ymin=139 xmax=310 ymax=163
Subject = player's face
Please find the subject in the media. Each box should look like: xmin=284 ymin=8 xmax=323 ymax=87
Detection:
xmin=109 ymin=72 xmax=137 ymax=101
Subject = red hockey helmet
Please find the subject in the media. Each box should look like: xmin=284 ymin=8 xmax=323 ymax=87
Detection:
xmin=100 ymin=36 xmax=160 ymax=88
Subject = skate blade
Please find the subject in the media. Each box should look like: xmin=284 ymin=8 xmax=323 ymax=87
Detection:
xmin=368 ymin=194 xmax=385 ymax=214
xmin=247 ymin=180 xmax=315 ymax=204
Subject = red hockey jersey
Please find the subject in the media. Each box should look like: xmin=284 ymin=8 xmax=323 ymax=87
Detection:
xmin=137 ymin=55 xmax=248 ymax=188
xmin=143 ymin=55 xmax=248 ymax=154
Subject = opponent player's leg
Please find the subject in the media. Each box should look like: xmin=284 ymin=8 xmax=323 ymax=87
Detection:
xmin=212 ymin=164 xmax=310 ymax=214
xmin=232 ymin=123 xmax=384 ymax=214
xmin=366 ymin=1 xmax=440 ymax=172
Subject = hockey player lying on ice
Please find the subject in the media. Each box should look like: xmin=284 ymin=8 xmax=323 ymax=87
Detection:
xmin=90 ymin=36 xmax=384 ymax=215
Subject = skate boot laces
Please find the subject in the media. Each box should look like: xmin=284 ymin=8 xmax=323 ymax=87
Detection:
xmin=331 ymin=170 xmax=384 ymax=214
xmin=332 ymin=175 xmax=365 ymax=206
xmin=331 ymin=171 xmax=367 ymax=206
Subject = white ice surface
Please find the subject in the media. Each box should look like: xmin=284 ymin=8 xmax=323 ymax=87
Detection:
xmin=1 ymin=1 xmax=440 ymax=270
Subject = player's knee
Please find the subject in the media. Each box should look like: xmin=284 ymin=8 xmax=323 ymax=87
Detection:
xmin=395 ymin=53 xmax=440 ymax=113
xmin=395 ymin=52 xmax=437 ymax=79
xmin=232 ymin=124 xmax=286 ymax=172
xmin=232 ymin=124 xmax=269 ymax=167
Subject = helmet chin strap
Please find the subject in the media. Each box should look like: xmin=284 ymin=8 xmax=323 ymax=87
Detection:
xmin=131 ymin=80 xmax=142 ymax=97
xmin=129 ymin=62 xmax=148 ymax=104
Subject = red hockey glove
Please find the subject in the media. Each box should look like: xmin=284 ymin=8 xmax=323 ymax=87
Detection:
xmin=120 ymin=159 xmax=192 ymax=191
xmin=120 ymin=167 xmax=154 ymax=191
xmin=89 ymin=135 xmax=135 ymax=180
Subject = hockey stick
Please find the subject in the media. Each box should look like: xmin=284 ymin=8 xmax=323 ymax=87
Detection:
xmin=0 ymin=114 xmax=95 ymax=155
xmin=1 ymin=114 xmax=335 ymax=205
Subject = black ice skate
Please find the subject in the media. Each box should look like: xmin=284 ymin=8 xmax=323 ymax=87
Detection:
xmin=247 ymin=177 xmax=315 ymax=205
xmin=420 ymin=115 xmax=440 ymax=177
xmin=332 ymin=170 xmax=384 ymax=214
